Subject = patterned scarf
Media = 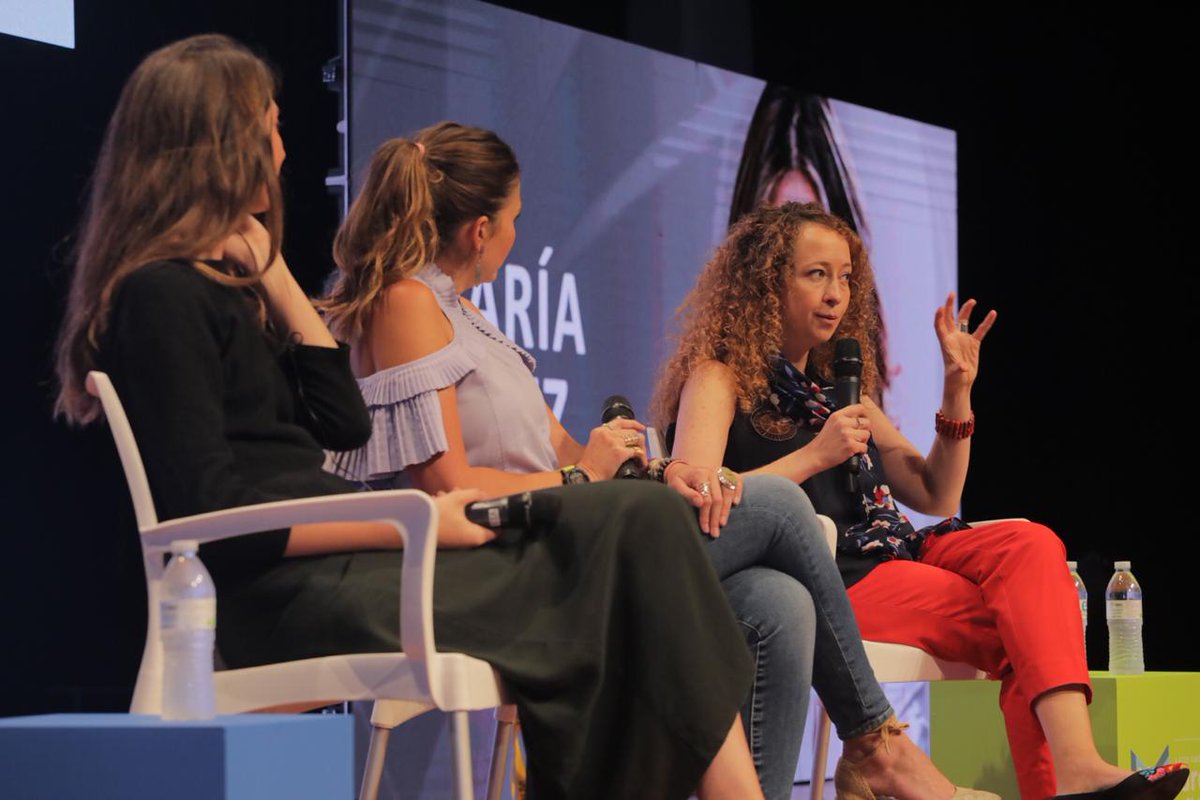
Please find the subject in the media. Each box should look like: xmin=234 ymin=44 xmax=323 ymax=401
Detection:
xmin=768 ymin=356 xmax=968 ymax=561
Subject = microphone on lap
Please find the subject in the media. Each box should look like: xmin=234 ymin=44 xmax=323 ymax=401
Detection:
xmin=601 ymin=394 xmax=646 ymax=480
xmin=466 ymin=491 xmax=562 ymax=530
xmin=833 ymin=338 xmax=863 ymax=494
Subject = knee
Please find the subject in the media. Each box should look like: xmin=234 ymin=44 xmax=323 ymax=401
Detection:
xmin=741 ymin=474 xmax=819 ymax=524
xmin=739 ymin=474 xmax=829 ymax=541
xmin=1010 ymin=520 xmax=1066 ymax=561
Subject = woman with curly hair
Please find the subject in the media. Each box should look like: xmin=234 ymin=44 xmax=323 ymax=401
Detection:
xmin=728 ymin=83 xmax=890 ymax=397
xmin=653 ymin=201 xmax=1188 ymax=800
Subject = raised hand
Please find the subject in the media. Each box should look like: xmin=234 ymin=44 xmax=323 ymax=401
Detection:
xmin=934 ymin=293 xmax=997 ymax=391
xmin=221 ymin=214 xmax=273 ymax=274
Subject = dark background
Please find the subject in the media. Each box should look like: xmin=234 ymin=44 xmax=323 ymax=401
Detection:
xmin=1 ymin=1 xmax=1190 ymax=716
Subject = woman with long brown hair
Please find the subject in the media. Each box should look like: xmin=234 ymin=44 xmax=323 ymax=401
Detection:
xmin=54 ymin=34 xmax=776 ymax=800
xmin=654 ymin=200 xmax=1188 ymax=800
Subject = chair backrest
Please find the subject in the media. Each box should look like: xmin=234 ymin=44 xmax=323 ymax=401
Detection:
xmin=87 ymin=371 xmax=168 ymax=713
xmin=86 ymin=371 xmax=160 ymax=531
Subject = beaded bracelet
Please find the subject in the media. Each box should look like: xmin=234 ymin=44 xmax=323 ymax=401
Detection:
xmin=934 ymin=410 xmax=975 ymax=440
xmin=647 ymin=457 xmax=686 ymax=483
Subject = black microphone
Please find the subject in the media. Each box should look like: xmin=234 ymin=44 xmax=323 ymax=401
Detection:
xmin=833 ymin=338 xmax=863 ymax=493
xmin=466 ymin=491 xmax=562 ymax=530
xmin=601 ymin=394 xmax=646 ymax=480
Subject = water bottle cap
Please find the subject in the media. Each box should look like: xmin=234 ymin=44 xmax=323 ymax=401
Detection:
xmin=170 ymin=539 xmax=200 ymax=554
xmin=1066 ymin=560 xmax=1077 ymax=570
xmin=1114 ymin=560 xmax=1131 ymax=570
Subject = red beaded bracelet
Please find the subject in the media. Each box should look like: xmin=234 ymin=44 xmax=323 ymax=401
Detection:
xmin=935 ymin=410 xmax=975 ymax=439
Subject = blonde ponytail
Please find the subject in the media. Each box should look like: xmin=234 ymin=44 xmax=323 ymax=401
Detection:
xmin=323 ymin=138 xmax=438 ymax=341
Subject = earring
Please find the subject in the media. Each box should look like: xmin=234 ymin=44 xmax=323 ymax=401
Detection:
xmin=474 ymin=249 xmax=483 ymax=285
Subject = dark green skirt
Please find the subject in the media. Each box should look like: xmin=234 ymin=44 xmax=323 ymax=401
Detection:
xmin=216 ymin=481 xmax=753 ymax=800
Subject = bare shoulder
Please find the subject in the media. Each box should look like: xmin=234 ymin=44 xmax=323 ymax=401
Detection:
xmin=380 ymin=278 xmax=442 ymax=316
xmin=688 ymin=359 xmax=738 ymax=391
xmin=367 ymin=279 xmax=452 ymax=366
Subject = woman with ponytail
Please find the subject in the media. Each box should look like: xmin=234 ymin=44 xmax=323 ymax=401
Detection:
xmin=58 ymin=38 xmax=768 ymax=800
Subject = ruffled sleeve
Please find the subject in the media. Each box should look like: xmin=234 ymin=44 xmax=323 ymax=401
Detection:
xmin=330 ymin=338 xmax=476 ymax=482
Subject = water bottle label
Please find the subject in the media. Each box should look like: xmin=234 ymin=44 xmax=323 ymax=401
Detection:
xmin=1106 ymin=599 xmax=1142 ymax=620
xmin=161 ymin=598 xmax=216 ymax=631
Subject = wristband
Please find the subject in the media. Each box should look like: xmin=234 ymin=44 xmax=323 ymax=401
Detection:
xmin=934 ymin=410 xmax=975 ymax=439
xmin=646 ymin=457 xmax=673 ymax=483
xmin=560 ymin=465 xmax=591 ymax=485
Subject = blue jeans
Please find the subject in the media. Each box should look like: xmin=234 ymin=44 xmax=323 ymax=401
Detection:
xmin=706 ymin=475 xmax=893 ymax=799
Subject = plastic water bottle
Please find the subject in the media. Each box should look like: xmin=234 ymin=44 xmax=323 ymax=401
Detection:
xmin=161 ymin=540 xmax=217 ymax=720
xmin=1105 ymin=560 xmax=1144 ymax=675
xmin=1067 ymin=560 xmax=1087 ymax=648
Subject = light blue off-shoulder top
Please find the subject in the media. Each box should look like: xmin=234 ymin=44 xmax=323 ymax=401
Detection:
xmin=333 ymin=264 xmax=558 ymax=486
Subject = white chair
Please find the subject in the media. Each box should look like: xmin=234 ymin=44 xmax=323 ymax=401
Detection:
xmin=87 ymin=371 xmax=516 ymax=800
xmin=808 ymin=514 xmax=1007 ymax=789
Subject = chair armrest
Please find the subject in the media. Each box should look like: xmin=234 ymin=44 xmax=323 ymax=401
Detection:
xmin=141 ymin=490 xmax=430 ymax=549
xmin=145 ymin=490 xmax=440 ymax=663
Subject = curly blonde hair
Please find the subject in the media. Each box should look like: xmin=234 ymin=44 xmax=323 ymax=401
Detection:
xmin=652 ymin=202 xmax=882 ymax=425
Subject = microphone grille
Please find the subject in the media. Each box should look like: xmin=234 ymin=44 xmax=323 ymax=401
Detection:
xmin=834 ymin=337 xmax=861 ymax=360
xmin=833 ymin=338 xmax=863 ymax=378
xmin=601 ymin=394 xmax=635 ymax=422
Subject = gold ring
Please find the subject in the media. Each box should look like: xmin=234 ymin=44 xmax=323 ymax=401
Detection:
xmin=622 ymin=432 xmax=641 ymax=448
xmin=716 ymin=466 xmax=739 ymax=491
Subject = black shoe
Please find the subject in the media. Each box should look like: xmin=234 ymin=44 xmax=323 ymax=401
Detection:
xmin=1053 ymin=765 xmax=1189 ymax=800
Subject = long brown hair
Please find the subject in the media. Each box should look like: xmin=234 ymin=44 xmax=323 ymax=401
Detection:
xmin=321 ymin=122 xmax=519 ymax=342
xmin=652 ymin=202 xmax=882 ymax=425
xmin=54 ymin=34 xmax=283 ymax=425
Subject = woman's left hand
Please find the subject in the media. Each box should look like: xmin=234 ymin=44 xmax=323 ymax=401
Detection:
xmin=665 ymin=461 xmax=744 ymax=538
xmin=934 ymin=293 xmax=997 ymax=391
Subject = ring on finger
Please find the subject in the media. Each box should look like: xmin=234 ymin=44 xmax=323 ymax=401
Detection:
xmin=698 ymin=480 xmax=711 ymax=498
xmin=621 ymin=432 xmax=641 ymax=447
xmin=716 ymin=466 xmax=739 ymax=491
xmin=958 ymin=320 xmax=970 ymax=333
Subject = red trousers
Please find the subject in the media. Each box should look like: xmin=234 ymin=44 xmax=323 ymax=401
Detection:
xmin=847 ymin=520 xmax=1090 ymax=800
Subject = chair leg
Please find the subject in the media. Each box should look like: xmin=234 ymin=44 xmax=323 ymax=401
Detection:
xmin=485 ymin=715 xmax=515 ymax=800
xmin=810 ymin=699 xmax=832 ymax=796
xmin=358 ymin=725 xmax=391 ymax=800
xmin=450 ymin=710 xmax=475 ymax=800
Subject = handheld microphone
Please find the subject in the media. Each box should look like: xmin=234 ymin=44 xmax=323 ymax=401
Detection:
xmin=601 ymin=394 xmax=646 ymax=480
xmin=466 ymin=491 xmax=562 ymax=530
xmin=833 ymin=338 xmax=863 ymax=493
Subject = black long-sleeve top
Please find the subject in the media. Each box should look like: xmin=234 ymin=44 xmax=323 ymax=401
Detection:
xmin=99 ymin=260 xmax=371 ymax=580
